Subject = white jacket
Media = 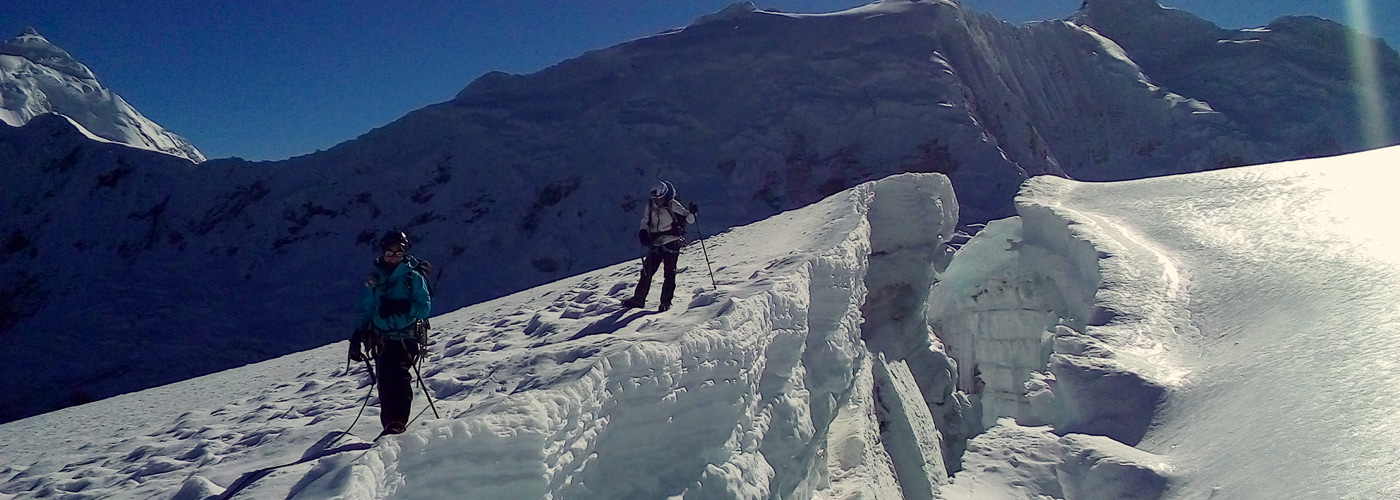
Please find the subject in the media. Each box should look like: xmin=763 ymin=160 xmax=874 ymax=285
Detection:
xmin=639 ymin=198 xmax=695 ymax=247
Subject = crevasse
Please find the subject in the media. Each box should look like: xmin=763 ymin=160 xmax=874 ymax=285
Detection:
xmin=322 ymin=172 xmax=1165 ymax=499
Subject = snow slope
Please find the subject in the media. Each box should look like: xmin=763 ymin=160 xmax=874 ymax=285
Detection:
xmin=4 ymin=146 xmax=1399 ymax=499
xmin=932 ymin=146 xmax=1400 ymax=499
xmin=6 ymin=0 xmax=1400 ymax=426
xmin=0 ymin=172 xmax=961 ymax=499
xmin=0 ymin=28 xmax=205 ymax=162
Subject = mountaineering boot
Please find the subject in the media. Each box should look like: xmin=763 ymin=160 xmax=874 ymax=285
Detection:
xmin=621 ymin=297 xmax=644 ymax=309
xmin=376 ymin=422 xmax=406 ymax=440
xmin=658 ymin=302 xmax=671 ymax=312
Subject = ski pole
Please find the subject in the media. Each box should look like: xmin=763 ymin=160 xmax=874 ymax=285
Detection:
xmin=694 ymin=218 xmax=718 ymax=290
xmin=413 ymin=359 xmax=441 ymax=419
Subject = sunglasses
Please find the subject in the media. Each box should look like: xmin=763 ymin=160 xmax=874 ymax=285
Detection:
xmin=382 ymin=248 xmax=405 ymax=256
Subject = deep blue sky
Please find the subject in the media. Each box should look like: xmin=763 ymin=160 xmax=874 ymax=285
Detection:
xmin=3 ymin=0 xmax=1395 ymax=161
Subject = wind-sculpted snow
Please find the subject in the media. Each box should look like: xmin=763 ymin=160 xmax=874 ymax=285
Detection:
xmin=934 ymin=147 xmax=1400 ymax=499
xmin=6 ymin=147 xmax=1400 ymax=498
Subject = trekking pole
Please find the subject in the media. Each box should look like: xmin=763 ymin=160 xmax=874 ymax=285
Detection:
xmin=694 ymin=218 xmax=718 ymax=290
xmin=413 ymin=359 xmax=441 ymax=419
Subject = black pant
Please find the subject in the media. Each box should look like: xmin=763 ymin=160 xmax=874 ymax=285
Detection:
xmin=376 ymin=339 xmax=416 ymax=429
xmin=633 ymin=245 xmax=680 ymax=306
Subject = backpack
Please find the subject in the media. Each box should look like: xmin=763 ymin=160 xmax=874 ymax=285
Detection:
xmin=670 ymin=201 xmax=688 ymax=236
xmin=412 ymin=259 xmax=434 ymax=298
xmin=409 ymin=259 xmax=433 ymax=333
xmin=369 ymin=258 xmax=434 ymax=338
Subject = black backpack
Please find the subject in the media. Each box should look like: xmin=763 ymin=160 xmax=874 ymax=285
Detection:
xmin=409 ymin=259 xmax=433 ymax=333
xmin=411 ymin=259 xmax=434 ymax=298
xmin=374 ymin=258 xmax=435 ymax=338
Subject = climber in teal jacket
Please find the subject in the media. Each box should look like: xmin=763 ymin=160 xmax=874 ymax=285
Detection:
xmin=356 ymin=251 xmax=431 ymax=340
xmin=349 ymin=230 xmax=431 ymax=436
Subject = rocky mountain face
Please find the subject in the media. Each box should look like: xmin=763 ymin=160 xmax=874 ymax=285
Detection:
xmin=1072 ymin=0 xmax=1400 ymax=163
xmin=0 ymin=28 xmax=205 ymax=162
xmin=3 ymin=0 xmax=1397 ymax=423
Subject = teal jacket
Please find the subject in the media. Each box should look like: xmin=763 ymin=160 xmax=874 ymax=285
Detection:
xmin=357 ymin=255 xmax=431 ymax=340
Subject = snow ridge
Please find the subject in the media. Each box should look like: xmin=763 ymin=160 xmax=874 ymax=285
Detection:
xmin=354 ymin=175 xmax=892 ymax=499
xmin=0 ymin=27 xmax=96 ymax=80
xmin=1072 ymin=0 xmax=1400 ymax=155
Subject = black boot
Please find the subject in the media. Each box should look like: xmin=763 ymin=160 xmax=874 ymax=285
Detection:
xmin=376 ymin=422 xmax=406 ymax=440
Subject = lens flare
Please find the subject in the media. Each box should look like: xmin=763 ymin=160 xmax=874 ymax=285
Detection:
xmin=1344 ymin=0 xmax=1393 ymax=150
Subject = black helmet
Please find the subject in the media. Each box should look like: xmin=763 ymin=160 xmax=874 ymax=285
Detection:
xmin=379 ymin=230 xmax=410 ymax=250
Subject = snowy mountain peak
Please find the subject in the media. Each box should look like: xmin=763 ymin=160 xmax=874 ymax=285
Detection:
xmin=718 ymin=1 xmax=756 ymax=16
xmin=0 ymin=27 xmax=95 ymax=80
xmin=1075 ymin=0 xmax=1167 ymax=15
xmin=1072 ymin=0 xmax=1219 ymax=35
xmin=0 ymin=29 xmax=206 ymax=162
xmin=693 ymin=2 xmax=757 ymax=25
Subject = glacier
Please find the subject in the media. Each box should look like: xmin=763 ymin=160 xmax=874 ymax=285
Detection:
xmin=7 ymin=0 xmax=1400 ymax=426
xmin=4 ymin=144 xmax=1399 ymax=499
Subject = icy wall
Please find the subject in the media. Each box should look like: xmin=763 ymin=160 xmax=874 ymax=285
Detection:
xmin=277 ymin=173 xmax=962 ymax=499
xmin=925 ymin=178 xmax=1171 ymax=449
xmin=313 ymin=172 xmax=1169 ymax=499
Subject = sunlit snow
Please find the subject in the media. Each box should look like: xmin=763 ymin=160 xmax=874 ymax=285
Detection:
xmin=3 ymin=146 xmax=1400 ymax=499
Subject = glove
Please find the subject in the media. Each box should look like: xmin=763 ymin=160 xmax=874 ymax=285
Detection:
xmin=349 ymin=325 xmax=369 ymax=362
xmin=637 ymin=228 xmax=651 ymax=246
xmin=687 ymin=202 xmax=699 ymax=215
xmin=349 ymin=339 xmax=366 ymax=362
